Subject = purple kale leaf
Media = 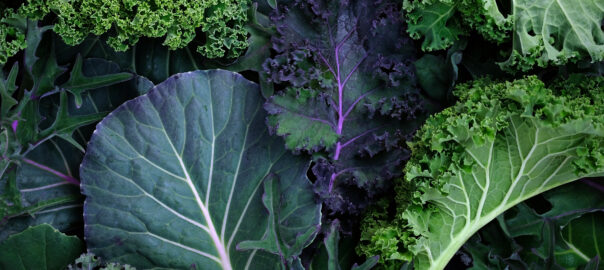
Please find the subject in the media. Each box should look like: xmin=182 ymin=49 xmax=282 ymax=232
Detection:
xmin=263 ymin=0 xmax=426 ymax=216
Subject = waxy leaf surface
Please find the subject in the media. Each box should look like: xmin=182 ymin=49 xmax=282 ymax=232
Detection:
xmin=81 ymin=70 xmax=320 ymax=269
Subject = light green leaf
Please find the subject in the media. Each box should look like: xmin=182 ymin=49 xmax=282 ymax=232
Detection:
xmin=81 ymin=70 xmax=320 ymax=269
xmin=0 ymin=224 xmax=84 ymax=270
xmin=397 ymin=77 xmax=604 ymax=270
xmin=67 ymin=253 xmax=136 ymax=270
xmin=502 ymin=0 xmax=604 ymax=71
xmin=404 ymin=0 xmax=465 ymax=51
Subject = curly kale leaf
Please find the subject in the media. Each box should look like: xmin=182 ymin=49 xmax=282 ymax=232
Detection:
xmin=264 ymin=0 xmax=426 ymax=215
xmin=360 ymin=75 xmax=604 ymax=270
xmin=404 ymin=0 xmax=511 ymax=51
xmin=20 ymin=0 xmax=250 ymax=58
xmin=405 ymin=0 xmax=604 ymax=71
xmin=0 ymin=11 xmax=26 ymax=65
xmin=68 ymin=253 xmax=135 ymax=270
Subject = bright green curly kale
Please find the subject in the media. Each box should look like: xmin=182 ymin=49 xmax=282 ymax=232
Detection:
xmin=404 ymin=0 xmax=604 ymax=71
xmin=21 ymin=0 xmax=250 ymax=58
xmin=359 ymin=75 xmax=604 ymax=270
xmin=0 ymin=8 xmax=26 ymax=65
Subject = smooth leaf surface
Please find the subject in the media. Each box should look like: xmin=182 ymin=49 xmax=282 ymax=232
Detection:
xmin=81 ymin=70 xmax=320 ymax=269
xmin=309 ymin=221 xmax=379 ymax=270
xmin=465 ymin=180 xmax=604 ymax=270
xmin=237 ymin=173 xmax=321 ymax=267
xmin=0 ymin=224 xmax=84 ymax=270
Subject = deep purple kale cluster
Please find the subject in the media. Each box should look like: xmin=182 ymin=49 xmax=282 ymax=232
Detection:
xmin=262 ymin=0 xmax=427 ymax=220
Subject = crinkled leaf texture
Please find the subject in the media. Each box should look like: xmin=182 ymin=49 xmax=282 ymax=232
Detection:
xmin=404 ymin=0 xmax=604 ymax=71
xmin=502 ymin=0 xmax=604 ymax=71
xmin=80 ymin=70 xmax=321 ymax=269
xmin=365 ymin=76 xmax=604 ymax=270
xmin=0 ymin=224 xmax=84 ymax=270
xmin=263 ymin=0 xmax=425 ymax=215
xmin=67 ymin=253 xmax=136 ymax=270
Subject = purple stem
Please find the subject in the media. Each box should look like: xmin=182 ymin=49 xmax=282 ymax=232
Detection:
xmin=22 ymin=158 xmax=80 ymax=186
xmin=11 ymin=120 xmax=18 ymax=133
xmin=341 ymin=127 xmax=380 ymax=149
xmin=318 ymin=51 xmax=337 ymax=78
xmin=342 ymin=54 xmax=367 ymax=87
xmin=582 ymin=179 xmax=604 ymax=193
xmin=329 ymin=28 xmax=362 ymax=193
xmin=343 ymin=88 xmax=377 ymax=119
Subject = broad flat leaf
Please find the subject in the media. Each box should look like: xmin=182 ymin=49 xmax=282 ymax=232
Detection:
xmin=465 ymin=180 xmax=604 ymax=270
xmin=309 ymin=221 xmax=379 ymax=270
xmin=238 ymin=173 xmax=321 ymax=267
xmin=61 ymin=55 xmax=133 ymax=107
xmin=81 ymin=70 xmax=320 ymax=269
xmin=414 ymin=41 xmax=464 ymax=102
xmin=57 ymin=36 xmax=203 ymax=84
xmin=0 ymin=224 xmax=84 ymax=270
xmin=557 ymin=212 xmax=604 ymax=269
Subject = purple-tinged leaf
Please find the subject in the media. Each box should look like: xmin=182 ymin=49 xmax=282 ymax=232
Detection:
xmin=264 ymin=0 xmax=428 ymax=215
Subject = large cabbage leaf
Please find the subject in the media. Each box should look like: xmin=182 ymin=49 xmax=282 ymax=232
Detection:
xmin=361 ymin=75 xmax=604 ymax=269
xmin=80 ymin=70 xmax=321 ymax=269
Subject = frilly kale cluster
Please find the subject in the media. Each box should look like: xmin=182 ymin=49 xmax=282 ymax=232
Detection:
xmin=19 ymin=0 xmax=250 ymax=58
xmin=0 ymin=8 xmax=26 ymax=65
xmin=358 ymin=75 xmax=604 ymax=268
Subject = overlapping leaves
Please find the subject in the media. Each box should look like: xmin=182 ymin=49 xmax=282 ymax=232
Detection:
xmin=80 ymin=70 xmax=321 ymax=269
xmin=361 ymin=75 xmax=604 ymax=269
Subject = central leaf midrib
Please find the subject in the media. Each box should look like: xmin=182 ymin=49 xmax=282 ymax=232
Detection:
xmin=427 ymin=121 xmax=582 ymax=269
xmin=149 ymin=88 xmax=232 ymax=270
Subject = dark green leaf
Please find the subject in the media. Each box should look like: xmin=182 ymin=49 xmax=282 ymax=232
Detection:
xmin=81 ymin=70 xmax=319 ymax=269
xmin=61 ymin=55 xmax=133 ymax=107
xmin=238 ymin=173 xmax=321 ymax=267
xmin=0 ymin=224 xmax=84 ymax=270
